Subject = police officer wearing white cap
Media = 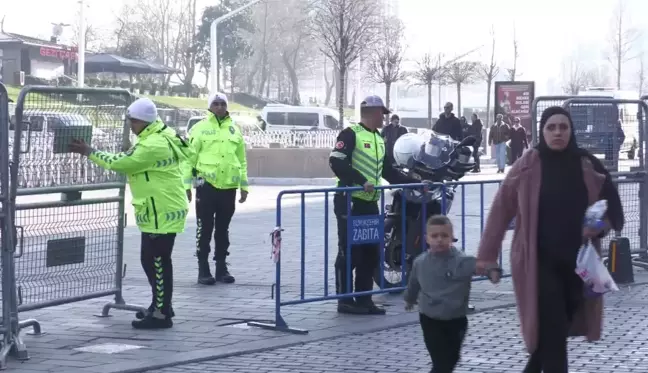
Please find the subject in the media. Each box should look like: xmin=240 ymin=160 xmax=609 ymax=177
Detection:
xmin=329 ymin=95 xmax=420 ymax=315
xmin=69 ymin=97 xmax=194 ymax=329
xmin=185 ymin=92 xmax=249 ymax=285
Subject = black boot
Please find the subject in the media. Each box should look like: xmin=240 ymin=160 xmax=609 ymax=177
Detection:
xmin=136 ymin=305 xmax=175 ymax=320
xmin=132 ymin=311 xmax=173 ymax=329
xmin=215 ymin=261 xmax=235 ymax=283
xmin=357 ymin=298 xmax=386 ymax=315
xmin=198 ymin=260 xmax=216 ymax=285
xmin=337 ymin=298 xmax=369 ymax=314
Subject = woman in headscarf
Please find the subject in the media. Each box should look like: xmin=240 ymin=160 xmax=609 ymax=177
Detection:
xmin=476 ymin=106 xmax=624 ymax=372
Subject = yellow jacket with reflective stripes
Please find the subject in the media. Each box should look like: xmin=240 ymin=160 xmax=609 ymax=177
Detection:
xmin=341 ymin=124 xmax=385 ymax=201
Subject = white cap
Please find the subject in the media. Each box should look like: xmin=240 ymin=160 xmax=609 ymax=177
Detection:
xmin=126 ymin=98 xmax=158 ymax=123
xmin=208 ymin=92 xmax=228 ymax=107
xmin=360 ymin=95 xmax=390 ymax=114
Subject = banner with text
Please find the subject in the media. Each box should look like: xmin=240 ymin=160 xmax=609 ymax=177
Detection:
xmin=494 ymin=81 xmax=535 ymax=139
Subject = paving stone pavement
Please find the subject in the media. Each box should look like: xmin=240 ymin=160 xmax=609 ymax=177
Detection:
xmin=156 ymin=284 xmax=648 ymax=373
xmin=3 ymin=171 xmax=645 ymax=372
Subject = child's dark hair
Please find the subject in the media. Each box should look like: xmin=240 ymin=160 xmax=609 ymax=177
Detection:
xmin=426 ymin=215 xmax=452 ymax=228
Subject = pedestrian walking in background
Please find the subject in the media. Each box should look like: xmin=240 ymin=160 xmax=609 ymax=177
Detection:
xmin=488 ymin=114 xmax=510 ymax=173
xmin=433 ymin=102 xmax=463 ymax=141
xmin=468 ymin=113 xmax=483 ymax=172
xmin=476 ymin=106 xmax=624 ymax=373
xmin=509 ymin=117 xmax=528 ymax=164
xmin=69 ymin=98 xmax=193 ymax=329
xmin=405 ymin=215 xmax=500 ymax=373
xmin=187 ymin=92 xmax=249 ymax=286
xmin=380 ymin=114 xmax=408 ymax=165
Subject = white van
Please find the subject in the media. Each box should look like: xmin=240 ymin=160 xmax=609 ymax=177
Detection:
xmin=261 ymin=104 xmax=342 ymax=131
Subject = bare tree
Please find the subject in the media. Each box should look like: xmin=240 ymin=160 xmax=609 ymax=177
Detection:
xmin=311 ymin=0 xmax=381 ymax=126
xmin=367 ymin=16 xmax=406 ymax=110
xmin=177 ymin=0 xmax=198 ymax=93
xmin=323 ymin=57 xmax=336 ymax=105
xmin=413 ymin=54 xmax=444 ymax=127
xmin=561 ymin=58 xmax=589 ymax=94
xmin=639 ymin=53 xmax=646 ymax=95
xmin=608 ymin=0 xmax=639 ymax=89
xmin=479 ymin=26 xmax=500 ymax=127
xmin=446 ymin=61 xmax=479 ymax=116
xmin=505 ymin=25 xmax=519 ymax=81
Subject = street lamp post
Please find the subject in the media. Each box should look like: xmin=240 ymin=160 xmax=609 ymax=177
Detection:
xmin=77 ymin=0 xmax=86 ymax=88
xmin=210 ymin=0 xmax=264 ymax=95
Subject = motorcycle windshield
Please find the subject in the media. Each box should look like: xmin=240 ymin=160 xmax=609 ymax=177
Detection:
xmin=413 ymin=131 xmax=456 ymax=170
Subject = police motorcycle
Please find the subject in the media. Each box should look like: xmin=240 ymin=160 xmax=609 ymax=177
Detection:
xmin=373 ymin=132 xmax=477 ymax=288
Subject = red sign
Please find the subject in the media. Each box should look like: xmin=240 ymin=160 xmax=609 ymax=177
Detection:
xmin=494 ymin=81 xmax=535 ymax=136
xmin=39 ymin=47 xmax=78 ymax=61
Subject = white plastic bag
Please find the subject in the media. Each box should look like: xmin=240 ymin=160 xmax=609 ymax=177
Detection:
xmin=575 ymin=200 xmax=619 ymax=297
xmin=575 ymin=242 xmax=619 ymax=297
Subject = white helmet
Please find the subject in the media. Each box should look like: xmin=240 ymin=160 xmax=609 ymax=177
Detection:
xmin=393 ymin=133 xmax=425 ymax=168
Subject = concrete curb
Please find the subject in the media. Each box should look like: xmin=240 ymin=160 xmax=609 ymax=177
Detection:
xmin=98 ymin=301 xmax=517 ymax=373
xmin=249 ymin=177 xmax=335 ymax=186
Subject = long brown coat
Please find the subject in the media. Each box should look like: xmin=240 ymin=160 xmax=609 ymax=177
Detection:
xmin=477 ymin=149 xmax=607 ymax=353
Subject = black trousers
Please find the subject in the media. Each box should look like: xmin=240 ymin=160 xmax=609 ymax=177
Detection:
xmin=195 ymin=183 xmax=236 ymax=262
xmin=524 ymin=260 xmax=583 ymax=373
xmin=420 ymin=313 xmax=467 ymax=373
xmin=141 ymin=233 xmax=175 ymax=317
xmin=472 ymin=145 xmax=480 ymax=169
xmin=333 ymin=193 xmax=379 ymax=304
xmin=511 ymin=146 xmax=524 ymax=163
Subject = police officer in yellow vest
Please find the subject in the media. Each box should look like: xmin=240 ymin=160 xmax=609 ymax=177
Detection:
xmin=329 ymin=95 xmax=419 ymax=315
xmin=185 ymin=92 xmax=248 ymax=285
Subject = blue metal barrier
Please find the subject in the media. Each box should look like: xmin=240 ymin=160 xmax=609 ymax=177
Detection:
xmin=248 ymin=180 xmax=513 ymax=334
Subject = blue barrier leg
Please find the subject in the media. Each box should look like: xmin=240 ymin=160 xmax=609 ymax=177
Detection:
xmin=400 ymin=190 xmax=407 ymax=286
xmin=345 ymin=192 xmax=352 ymax=301
xmin=300 ymin=193 xmax=306 ymax=300
xmin=324 ymin=192 xmax=329 ymax=297
xmin=421 ymin=186 xmax=427 ymax=254
xmin=461 ymin=184 xmax=466 ymax=252
xmin=248 ymin=192 xmax=308 ymax=334
xmin=379 ymin=190 xmax=385 ymax=290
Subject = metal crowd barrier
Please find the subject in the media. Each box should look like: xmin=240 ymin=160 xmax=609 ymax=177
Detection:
xmin=0 ymin=86 xmax=145 ymax=369
xmin=247 ymin=181 xmax=511 ymax=334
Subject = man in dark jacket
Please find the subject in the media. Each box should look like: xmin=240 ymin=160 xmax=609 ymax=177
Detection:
xmin=488 ymin=114 xmax=510 ymax=173
xmin=381 ymin=114 xmax=408 ymax=165
xmin=432 ymin=102 xmax=463 ymax=141
xmin=469 ymin=113 xmax=483 ymax=172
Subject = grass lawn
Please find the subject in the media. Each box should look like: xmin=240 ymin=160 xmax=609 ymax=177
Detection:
xmin=144 ymin=94 xmax=257 ymax=113
xmin=5 ymin=85 xmax=21 ymax=101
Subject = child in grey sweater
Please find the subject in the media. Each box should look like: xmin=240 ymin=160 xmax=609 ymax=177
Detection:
xmin=404 ymin=215 xmax=501 ymax=373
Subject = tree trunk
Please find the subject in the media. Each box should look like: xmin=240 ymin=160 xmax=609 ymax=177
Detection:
xmin=335 ymin=66 xmax=342 ymax=106
xmin=427 ymin=82 xmax=433 ymax=128
xmin=266 ymin=72 xmax=271 ymax=98
xmin=385 ymin=82 xmax=392 ymax=125
xmin=282 ymin=52 xmax=300 ymax=105
xmin=485 ymin=79 xmax=493 ymax=128
xmin=324 ymin=65 xmax=335 ymax=106
xmin=456 ymin=82 xmax=462 ymax=117
xmin=230 ymin=63 xmax=235 ymax=99
xmin=338 ymin=65 xmax=346 ymax=127
xmin=204 ymin=66 xmax=210 ymax=89
xmin=257 ymin=52 xmax=268 ymax=96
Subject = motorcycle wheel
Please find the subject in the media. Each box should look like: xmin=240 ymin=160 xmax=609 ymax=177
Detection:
xmin=372 ymin=242 xmax=411 ymax=291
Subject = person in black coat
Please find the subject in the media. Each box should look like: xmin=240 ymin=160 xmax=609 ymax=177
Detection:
xmin=469 ymin=113 xmax=483 ymax=172
xmin=433 ymin=102 xmax=463 ymax=141
xmin=381 ymin=114 xmax=408 ymax=165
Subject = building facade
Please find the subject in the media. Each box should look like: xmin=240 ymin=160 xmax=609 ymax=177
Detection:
xmin=0 ymin=32 xmax=77 ymax=85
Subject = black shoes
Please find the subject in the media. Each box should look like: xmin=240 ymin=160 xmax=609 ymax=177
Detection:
xmin=215 ymin=261 xmax=235 ymax=284
xmin=337 ymin=299 xmax=386 ymax=315
xmin=132 ymin=311 xmax=173 ymax=329
xmin=198 ymin=261 xmax=235 ymax=284
xmin=497 ymin=168 xmax=505 ymax=173
xmin=197 ymin=260 xmax=216 ymax=285
xmin=471 ymin=168 xmax=480 ymax=173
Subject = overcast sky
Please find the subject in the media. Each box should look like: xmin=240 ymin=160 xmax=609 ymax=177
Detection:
xmin=2 ymin=0 xmax=646 ymax=104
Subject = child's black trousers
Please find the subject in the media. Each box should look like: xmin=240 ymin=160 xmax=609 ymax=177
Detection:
xmin=419 ymin=313 xmax=467 ymax=373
